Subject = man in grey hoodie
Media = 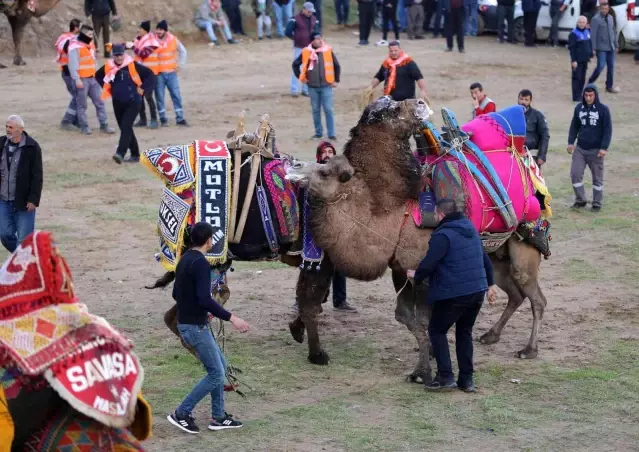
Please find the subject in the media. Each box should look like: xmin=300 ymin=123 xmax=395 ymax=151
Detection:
xmin=587 ymin=2 xmax=619 ymax=94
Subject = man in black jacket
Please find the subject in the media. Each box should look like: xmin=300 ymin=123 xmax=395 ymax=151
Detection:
xmin=85 ymin=0 xmax=119 ymax=57
xmin=497 ymin=0 xmax=515 ymax=43
xmin=95 ymin=44 xmax=156 ymax=164
xmin=518 ymin=89 xmax=549 ymax=167
xmin=568 ymin=84 xmax=612 ymax=212
xmin=0 ymin=115 xmax=43 ymax=253
xmin=167 ymin=222 xmax=250 ymax=435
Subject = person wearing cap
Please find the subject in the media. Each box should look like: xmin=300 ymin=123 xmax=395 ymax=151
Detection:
xmin=286 ymin=2 xmax=320 ymax=97
xmin=154 ymin=20 xmax=189 ymax=127
xmin=95 ymin=44 xmax=156 ymax=164
xmin=130 ymin=20 xmax=161 ymax=129
xmin=292 ymin=32 xmax=340 ymax=140
xmin=292 ymin=141 xmax=357 ymax=314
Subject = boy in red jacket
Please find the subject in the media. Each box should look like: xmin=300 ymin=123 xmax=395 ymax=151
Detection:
xmin=470 ymin=82 xmax=496 ymax=118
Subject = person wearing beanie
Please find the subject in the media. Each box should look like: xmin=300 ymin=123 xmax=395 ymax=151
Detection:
xmin=292 ymin=32 xmax=340 ymax=140
xmin=154 ymin=20 xmax=189 ymax=127
xmin=194 ymin=0 xmax=239 ymax=46
xmin=84 ymin=0 xmax=119 ymax=57
xmin=130 ymin=20 xmax=161 ymax=128
xmin=291 ymin=141 xmax=357 ymax=315
xmin=95 ymin=43 xmax=156 ymax=164
xmin=285 ymin=2 xmax=320 ymax=97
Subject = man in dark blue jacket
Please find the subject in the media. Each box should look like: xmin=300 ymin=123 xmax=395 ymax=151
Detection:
xmin=95 ymin=44 xmax=155 ymax=164
xmin=568 ymin=84 xmax=612 ymax=212
xmin=521 ymin=0 xmax=541 ymax=47
xmin=568 ymin=16 xmax=593 ymax=102
xmin=407 ymin=199 xmax=495 ymax=392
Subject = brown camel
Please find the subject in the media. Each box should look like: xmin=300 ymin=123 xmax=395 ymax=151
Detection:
xmin=1 ymin=0 xmax=62 ymax=67
xmin=286 ymin=96 xmax=548 ymax=383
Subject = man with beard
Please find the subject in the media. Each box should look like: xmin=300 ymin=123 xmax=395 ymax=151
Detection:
xmin=68 ymin=25 xmax=115 ymax=135
xmin=292 ymin=141 xmax=357 ymax=314
xmin=518 ymin=89 xmax=549 ymax=168
xmin=95 ymin=44 xmax=156 ymax=164
xmin=293 ymin=32 xmax=340 ymax=140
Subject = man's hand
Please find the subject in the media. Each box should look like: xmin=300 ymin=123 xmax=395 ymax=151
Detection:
xmin=230 ymin=314 xmax=250 ymax=333
xmin=26 ymin=202 xmax=36 ymax=212
xmin=137 ymin=87 xmax=144 ymax=96
xmin=487 ymin=285 xmax=497 ymax=305
xmin=406 ymin=269 xmax=415 ymax=278
xmin=419 ymin=90 xmax=429 ymax=103
xmin=472 ymin=95 xmax=479 ymax=109
xmin=75 ymin=79 xmax=84 ymax=89
xmin=567 ymin=144 xmax=574 ymax=154
xmin=331 ymin=82 xmax=339 ymax=88
xmin=571 ymin=61 xmax=577 ymax=69
xmin=112 ymin=14 xmax=120 ymax=20
xmin=597 ymin=149 xmax=607 ymax=158
xmin=536 ymin=158 xmax=545 ymax=167
xmin=592 ymin=50 xmax=596 ymax=58
xmin=559 ymin=4 xmax=566 ymax=11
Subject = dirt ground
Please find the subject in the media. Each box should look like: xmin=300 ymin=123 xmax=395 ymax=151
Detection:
xmin=2 ymin=28 xmax=639 ymax=451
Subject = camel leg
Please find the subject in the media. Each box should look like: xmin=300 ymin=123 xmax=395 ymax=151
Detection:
xmin=164 ymin=304 xmax=196 ymax=356
xmin=392 ymin=269 xmax=433 ymax=385
xmin=291 ymin=260 xmax=333 ymax=365
xmin=516 ymin=281 xmax=547 ymax=359
xmin=8 ymin=14 xmax=29 ymax=66
xmin=479 ymin=264 xmax=526 ymax=345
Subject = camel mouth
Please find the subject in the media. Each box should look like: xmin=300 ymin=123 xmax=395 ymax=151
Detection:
xmin=285 ymin=160 xmax=317 ymax=186
xmin=412 ymin=98 xmax=434 ymax=124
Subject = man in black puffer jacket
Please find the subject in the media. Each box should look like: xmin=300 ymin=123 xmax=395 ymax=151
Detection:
xmin=518 ymin=89 xmax=550 ymax=167
xmin=407 ymin=199 xmax=496 ymax=393
xmin=95 ymin=44 xmax=155 ymax=164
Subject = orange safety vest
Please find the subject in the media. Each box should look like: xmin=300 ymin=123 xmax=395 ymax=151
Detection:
xmin=134 ymin=34 xmax=161 ymax=75
xmin=299 ymin=46 xmax=335 ymax=84
xmin=75 ymin=43 xmax=97 ymax=78
xmin=56 ymin=32 xmax=75 ymax=70
xmin=156 ymin=33 xmax=178 ymax=74
xmin=100 ymin=60 xmax=142 ymax=100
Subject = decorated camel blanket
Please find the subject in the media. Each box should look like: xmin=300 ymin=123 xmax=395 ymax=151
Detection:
xmin=0 ymin=232 xmax=150 ymax=449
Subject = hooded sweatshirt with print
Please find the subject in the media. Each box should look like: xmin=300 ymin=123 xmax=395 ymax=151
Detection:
xmin=568 ymin=84 xmax=612 ymax=151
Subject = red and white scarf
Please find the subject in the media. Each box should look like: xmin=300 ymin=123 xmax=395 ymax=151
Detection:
xmin=305 ymin=43 xmax=331 ymax=72
xmin=68 ymin=39 xmax=95 ymax=58
xmin=55 ymin=32 xmax=75 ymax=63
xmin=104 ymin=54 xmax=135 ymax=84
xmin=134 ymin=32 xmax=161 ymax=51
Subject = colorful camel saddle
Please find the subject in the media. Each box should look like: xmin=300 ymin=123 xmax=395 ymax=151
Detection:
xmin=416 ymin=106 xmax=552 ymax=257
xmin=0 ymin=232 xmax=149 ymax=447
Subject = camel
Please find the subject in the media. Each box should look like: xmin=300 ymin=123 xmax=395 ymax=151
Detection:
xmin=1 ymin=0 xmax=61 ymax=67
xmin=286 ymin=96 xmax=548 ymax=384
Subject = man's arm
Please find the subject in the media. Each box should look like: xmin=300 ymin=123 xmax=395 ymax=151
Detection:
xmin=292 ymin=53 xmax=303 ymax=78
xmin=568 ymin=32 xmax=577 ymax=62
xmin=28 ymin=142 xmax=43 ymax=207
xmin=414 ymin=234 xmax=449 ymax=285
xmin=568 ymin=106 xmax=581 ymax=145
xmin=371 ymin=66 xmax=385 ymax=87
xmin=193 ymin=258 xmax=232 ymax=321
xmin=332 ymin=52 xmax=341 ymax=83
xmin=177 ymin=40 xmax=188 ymax=67
xmin=136 ymin=62 xmax=156 ymax=93
xmin=285 ymin=19 xmax=296 ymax=39
xmin=94 ymin=65 xmax=106 ymax=87
xmin=600 ymin=106 xmax=612 ymax=151
xmin=108 ymin=0 xmax=118 ymax=15
xmin=68 ymin=49 xmax=81 ymax=81
xmin=590 ymin=18 xmax=599 ymax=52
xmin=536 ymin=111 xmax=550 ymax=162
xmin=484 ymin=101 xmax=496 ymax=114
xmin=136 ymin=44 xmax=158 ymax=60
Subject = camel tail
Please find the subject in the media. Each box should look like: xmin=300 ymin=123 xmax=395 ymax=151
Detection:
xmin=145 ymin=271 xmax=176 ymax=289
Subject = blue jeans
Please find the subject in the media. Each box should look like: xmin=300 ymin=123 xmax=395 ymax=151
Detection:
xmin=196 ymin=18 xmax=233 ymax=42
xmin=291 ymin=47 xmax=309 ymax=95
xmin=433 ymin=0 xmax=445 ymax=36
xmin=398 ymin=0 xmax=407 ymax=29
xmin=155 ymin=71 xmax=185 ymax=123
xmin=588 ymin=50 xmax=615 ymax=90
xmin=464 ymin=2 xmax=478 ymax=35
xmin=334 ymin=0 xmax=350 ymax=24
xmin=308 ymin=86 xmax=335 ymax=138
xmin=0 ymin=200 xmax=36 ymax=253
xmin=273 ymin=0 xmax=294 ymax=36
xmin=176 ymin=323 xmax=227 ymax=419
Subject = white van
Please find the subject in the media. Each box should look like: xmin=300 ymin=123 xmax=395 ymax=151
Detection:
xmin=512 ymin=0 xmax=636 ymax=49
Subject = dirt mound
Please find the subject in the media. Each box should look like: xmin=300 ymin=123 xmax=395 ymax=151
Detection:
xmin=0 ymin=0 xmax=257 ymax=57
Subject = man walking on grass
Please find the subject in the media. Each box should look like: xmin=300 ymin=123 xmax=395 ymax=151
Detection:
xmin=568 ymin=84 xmax=612 ymax=212
xmin=587 ymin=2 xmax=620 ymax=94
xmin=168 ymin=222 xmax=250 ymax=434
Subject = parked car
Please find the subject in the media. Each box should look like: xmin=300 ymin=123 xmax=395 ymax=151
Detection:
xmin=478 ymin=0 xmax=524 ymax=37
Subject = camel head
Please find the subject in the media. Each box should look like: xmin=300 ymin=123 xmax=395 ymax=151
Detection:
xmin=357 ymin=96 xmax=433 ymax=139
xmin=286 ymin=156 xmax=354 ymax=201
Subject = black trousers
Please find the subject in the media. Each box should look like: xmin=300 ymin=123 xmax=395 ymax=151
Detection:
xmin=445 ymin=7 xmax=465 ymax=50
xmin=113 ymin=99 xmax=141 ymax=158
xmin=428 ymin=291 xmax=484 ymax=386
xmin=572 ymin=62 xmax=588 ymax=101
xmin=91 ymin=13 xmax=111 ymax=55
xmin=224 ymin=2 xmax=245 ymax=34
xmin=423 ymin=0 xmax=437 ymax=31
xmin=331 ymin=271 xmax=347 ymax=306
xmin=359 ymin=1 xmax=375 ymax=42
xmin=523 ymin=10 xmax=538 ymax=46
xmin=382 ymin=0 xmax=400 ymax=41
xmin=497 ymin=4 xmax=514 ymax=42
xmin=138 ymin=88 xmax=157 ymax=123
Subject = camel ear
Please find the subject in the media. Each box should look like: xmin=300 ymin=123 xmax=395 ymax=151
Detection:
xmin=338 ymin=170 xmax=352 ymax=183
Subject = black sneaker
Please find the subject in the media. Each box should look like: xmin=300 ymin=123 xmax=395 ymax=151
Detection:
xmin=457 ymin=381 xmax=476 ymax=393
xmin=208 ymin=413 xmax=243 ymax=431
xmin=591 ymin=205 xmax=601 ymax=212
xmin=424 ymin=380 xmax=457 ymax=391
xmin=125 ymin=156 xmax=140 ymax=163
xmin=571 ymin=201 xmax=587 ymax=209
xmin=177 ymin=119 xmax=190 ymax=127
xmin=112 ymin=154 xmax=123 ymax=165
xmin=134 ymin=120 xmax=147 ymax=128
xmin=333 ymin=302 xmax=357 ymax=313
xmin=161 ymin=120 xmax=169 ymax=127
xmin=167 ymin=411 xmax=200 ymax=434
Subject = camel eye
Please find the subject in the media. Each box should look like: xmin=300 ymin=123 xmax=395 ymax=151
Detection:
xmin=320 ymin=169 xmax=329 ymax=178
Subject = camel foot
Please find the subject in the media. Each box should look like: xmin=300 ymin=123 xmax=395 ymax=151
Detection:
xmin=308 ymin=350 xmax=330 ymax=365
xmin=13 ymin=57 xmax=26 ymax=66
xmin=0 ymin=63 xmax=7 ymax=69
xmin=289 ymin=320 xmax=305 ymax=344
xmin=516 ymin=347 xmax=538 ymax=359
xmin=408 ymin=369 xmax=432 ymax=385
xmin=480 ymin=330 xmax=501 ymax=345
